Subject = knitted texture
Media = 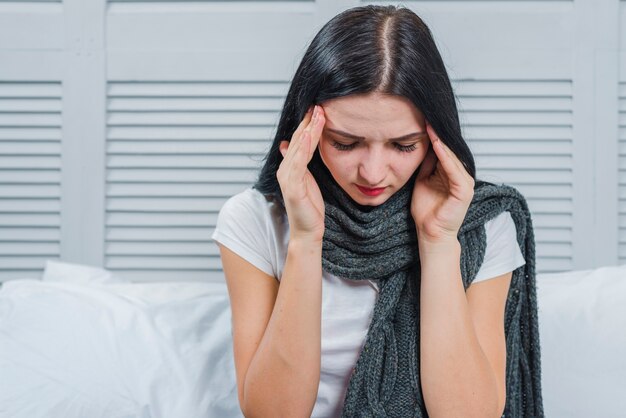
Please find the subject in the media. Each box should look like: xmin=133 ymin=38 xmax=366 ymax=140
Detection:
xmin=307 ymin=158 xmax=545 ymax=417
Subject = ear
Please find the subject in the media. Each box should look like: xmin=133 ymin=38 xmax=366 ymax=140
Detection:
xmin=279 ymin=140 xmax=289 ymax=157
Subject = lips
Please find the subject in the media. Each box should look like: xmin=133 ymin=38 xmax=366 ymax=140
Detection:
xmin=356 ymin=185 xmax=386 ymax=196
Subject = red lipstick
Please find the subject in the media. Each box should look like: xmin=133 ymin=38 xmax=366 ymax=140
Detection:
xmin=356 ymin=185 xmax=386 ymax=196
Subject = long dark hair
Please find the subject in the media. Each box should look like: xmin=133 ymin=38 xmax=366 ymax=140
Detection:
xmin=253 ymin=5 xmax=476 ymax=203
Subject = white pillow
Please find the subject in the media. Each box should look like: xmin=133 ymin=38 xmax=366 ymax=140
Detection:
xmin=42 ymin=259 xmax=128 ymax=284
xmin=537 ymin=264 xmax=626 ymax=416
xmin=8 ymin=262 xmax=624 ymax=418
xmin=0 ymin=279 xmax=241 ymax=418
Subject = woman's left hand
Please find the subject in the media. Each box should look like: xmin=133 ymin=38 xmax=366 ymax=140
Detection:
xmin=410 ymin=120 xmax=475 ymax=244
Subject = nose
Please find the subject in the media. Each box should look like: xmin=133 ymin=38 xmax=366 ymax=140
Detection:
xmin=358 ymin=147 xmax=388 ymax=187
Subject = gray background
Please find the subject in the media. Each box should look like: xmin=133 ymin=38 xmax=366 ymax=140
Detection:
xmin=0 ymin=0 xmax=624 ymax=283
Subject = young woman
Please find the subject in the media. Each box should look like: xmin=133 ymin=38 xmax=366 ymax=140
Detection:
xmin=212 ymin=5 xmax=544 ymax=418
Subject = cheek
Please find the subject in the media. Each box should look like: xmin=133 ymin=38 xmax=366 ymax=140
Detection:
xmin=318 ymin=141 xmax=333 ymax=168
xmin=319 ymin=143 xmax=357 ymax=178
xmin=415 ymin=151 xmax=428 ymax=169
xmin=320 ymin=141 xmax=346 ymax=166
xmin=399 ymin=149 xmax=428 ymax=175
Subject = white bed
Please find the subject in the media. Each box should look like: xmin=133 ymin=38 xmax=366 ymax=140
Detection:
xmin=1 ymin=260 xmax=625 ymax=417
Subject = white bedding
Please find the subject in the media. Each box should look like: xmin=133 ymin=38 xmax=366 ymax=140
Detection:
xmin=536 ymin=264 xmax=626 ymax=417
xmin=0 ymin=260 xmax=241 ymax=418
xmin=1 ymin=260 xmax=625 ymax=417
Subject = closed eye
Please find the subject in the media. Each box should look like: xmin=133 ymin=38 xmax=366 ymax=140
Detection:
xmin=330 ymin=141 xmax=417 ymax=153
xmin=395 ymin=143 xmax=417 ymax=153
xmin=330 ymin=141 xmax=356 ymax=151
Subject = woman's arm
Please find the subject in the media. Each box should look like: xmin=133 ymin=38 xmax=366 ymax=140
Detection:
xmin=409 ymin=120 xmax=507 ymax=417
xmin=235 ymin=103 xmax=326 ymax=417
xmin=242 ymin=238 xmax=323 ymax=418
xmin=418 ymin=237 xmax=501 ymax=418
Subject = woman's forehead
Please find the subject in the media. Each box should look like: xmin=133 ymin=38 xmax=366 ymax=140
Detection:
xmin=320 ymin=94 xmax=424 ymax=136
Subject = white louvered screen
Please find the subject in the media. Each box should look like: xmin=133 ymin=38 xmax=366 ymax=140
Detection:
xmin=109 ymin=0 xmax=312 ymax=2
xmin=1 ymin=0 xmax=623 ymax=284
xmin=459 ymin=79 xmax=574 ymax=273
xmin=618 ymin=81 xmax=626 ymax=264
xmin=105 ymin=81 xmax=288 ymax=281
xmin=0 ymin=82 xmax=62 ymax=281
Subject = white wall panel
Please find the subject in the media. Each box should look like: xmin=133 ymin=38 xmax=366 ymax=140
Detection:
xmin=458 ymin=79 xmax=574 ymax=273
xmin=107 ymin=3 xmax=315 ymax=51
xmin=0 ymin=81 xmax=62 ymax=281
xmin=0 ymin=0 xmax=106 ymax=283
xmin=106 ymin=1 xmax=319 ymax=82
xmin=619 ymin=0 xmax=626 ymax=264
xmin=0 ymin=0 xmax=624 ymax=283
xmin=618 ymin=83 xmax=626 ymax=264
xmin=105 ymin=81 xmax=286 ymax=282
xmin=0 ymin=2 xmax=63 ymax=49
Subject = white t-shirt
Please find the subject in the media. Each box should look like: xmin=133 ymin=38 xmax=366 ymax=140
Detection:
xmin=211 ymin=187 xmax=525 ymax=418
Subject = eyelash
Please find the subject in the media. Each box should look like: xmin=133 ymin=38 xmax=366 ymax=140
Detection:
xmin=330 ymin=141 xmax=417 ymax=153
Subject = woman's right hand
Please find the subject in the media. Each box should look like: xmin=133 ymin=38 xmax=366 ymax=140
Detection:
xmin=278 ymin=104 xmax=326 ymax=244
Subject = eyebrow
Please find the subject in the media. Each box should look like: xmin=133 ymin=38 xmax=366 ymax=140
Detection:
xmin=325 ymin=128 xmax=427 ymax=142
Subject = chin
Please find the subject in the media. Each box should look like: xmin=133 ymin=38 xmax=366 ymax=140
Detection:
xmin=350 ymin=192 xmax=390 ymax=206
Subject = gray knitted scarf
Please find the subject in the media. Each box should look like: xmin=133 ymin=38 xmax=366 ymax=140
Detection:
xmin=308 ymin=158 xmax=544 ymax=417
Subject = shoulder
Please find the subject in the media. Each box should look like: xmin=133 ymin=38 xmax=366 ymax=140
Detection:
xmin=220 ymin=187 xmax=268 ymax=213
xmin=473 ymin=210 xmax=525 ymax=283
xmin=473 ymin=181 xmax=530 ymax=255
xmin=218 ymin=188 xmax=283 ymax=224
xmin=484 ymin=210 xmax=516 ymax=237
xmin=484 ymin=210 xmax=520 ymax=256
xmin=213 ymin=188 xmax=285 ymax=278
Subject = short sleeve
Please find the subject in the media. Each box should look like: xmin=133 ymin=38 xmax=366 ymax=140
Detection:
xmin=211 ymin=189 xmax=275 ymax=277
xmin=473 ymin=211 xmax=526 ymax=284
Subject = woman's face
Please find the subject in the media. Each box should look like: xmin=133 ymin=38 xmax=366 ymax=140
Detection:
xmin=318 ymin=92 xmax=431 ymax=206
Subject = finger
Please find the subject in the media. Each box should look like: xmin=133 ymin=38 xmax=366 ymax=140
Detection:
xmin=280 ymin=137 xmax=302 ymax=174
xmin=436 ymin=137 xmax=471 ymax=182
xmin=304 ymin=105 xmax=325 ymax=161
xmin=428 ymin=127 xmax=467 ymax=189
xmin=291 ymin=105 xmax=316 ymax=148
xmin=280 ymin=140 xmax=298 ymax=170
xmin=278 ymin=138 xmax=304 ymax=194
xmin=430 ymin=135 xmax=456 ymax=182
xmin=282 ymin=121 xmax=306 ymax=164
xmin=282 ymin=105 xmax=315 ymax=165
xmin=426 ymin=120 xmax=465 ymax=172
xmin=288 ymin=130 xmax=310 ymax=183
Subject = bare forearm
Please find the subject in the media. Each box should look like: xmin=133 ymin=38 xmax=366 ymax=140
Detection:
xmin=418 ymin=237 xmax=499 ymax=418
xmin=243 ymin=239 xmax=322 ymax=418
